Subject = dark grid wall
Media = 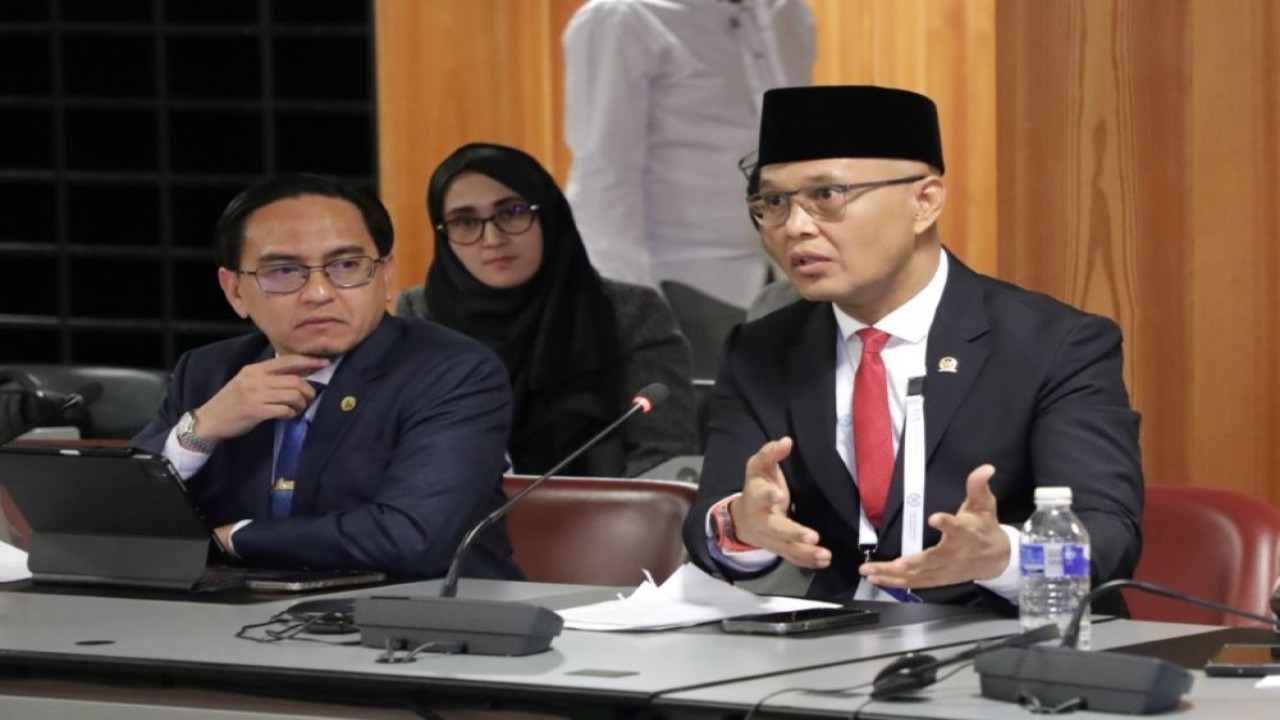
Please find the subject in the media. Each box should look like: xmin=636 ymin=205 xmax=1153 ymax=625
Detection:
xmin=0 ymin=0 xmax=376 ymax=370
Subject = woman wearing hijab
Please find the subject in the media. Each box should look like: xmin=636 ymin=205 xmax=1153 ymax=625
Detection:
xmin=397 ymin=143 xmax=698 ymax=478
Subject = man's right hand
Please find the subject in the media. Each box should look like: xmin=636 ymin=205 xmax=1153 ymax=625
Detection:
xmin=192 ymin=355 xmax=330 ymax=444
xmin=731 ymin=436 xmax=832 ymax=569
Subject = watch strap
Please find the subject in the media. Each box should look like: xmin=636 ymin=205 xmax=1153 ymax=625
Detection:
xmin=177 ymin=411 xmax=217 ymax=454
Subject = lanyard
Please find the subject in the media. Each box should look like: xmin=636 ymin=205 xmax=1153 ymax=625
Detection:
xmin=859 ymin=376 xmax=926 ymax=603
xmin=901 ymin=376 xmax=927 ymax=556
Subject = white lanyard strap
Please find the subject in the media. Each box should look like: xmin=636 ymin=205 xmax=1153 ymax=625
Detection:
xmin=901 ymin=376 xmax=927 ymax=556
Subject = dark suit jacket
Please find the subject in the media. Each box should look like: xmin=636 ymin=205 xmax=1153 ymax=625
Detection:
xmin=683 ymin=252 xmax=1142 ymax=614
xmin=133 ymin=315 xmax=522 ymax=580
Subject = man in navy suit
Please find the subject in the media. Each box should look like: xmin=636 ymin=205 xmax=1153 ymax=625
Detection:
xmin=133 ymin=174 xmax=520 ymax=579
xmin=683 ymin=86 xmax=1142 ymax=612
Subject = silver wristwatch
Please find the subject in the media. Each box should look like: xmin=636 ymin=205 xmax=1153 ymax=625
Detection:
xmin=176 ymin=410 xmax=216 ymax=454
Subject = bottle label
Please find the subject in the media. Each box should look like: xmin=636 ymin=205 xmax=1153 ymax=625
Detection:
xmin=1020 ymin=543 xmax=1090 ymax=579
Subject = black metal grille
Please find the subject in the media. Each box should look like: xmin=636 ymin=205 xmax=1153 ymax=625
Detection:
xmin=0 ymin=0 xmax=376 ymax=368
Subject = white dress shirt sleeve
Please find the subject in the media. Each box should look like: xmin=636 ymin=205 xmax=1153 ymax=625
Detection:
xmin=974 ymin=524 xmax=1023 ymax=604
xmin=162 ymin=426 xmax=212 ymax=480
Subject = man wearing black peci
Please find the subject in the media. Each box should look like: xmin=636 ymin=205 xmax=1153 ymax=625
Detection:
xmin=684 ymin=85 xmax=1142 ymax=614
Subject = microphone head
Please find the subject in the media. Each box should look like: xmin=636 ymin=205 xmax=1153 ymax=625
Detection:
xmin=71 ymin=381 xmax=105 ymax=408
xmin=871 ymin=653 xmax=939 ymax=699
xmin=631 ymin=383 xmax=669 ymax=413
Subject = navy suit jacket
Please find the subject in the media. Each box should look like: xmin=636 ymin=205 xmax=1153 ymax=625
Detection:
xmin=133 ymin=314 xmax=521 ymax=580
xmin=683 ymin=252 xmax=1143 ymax=614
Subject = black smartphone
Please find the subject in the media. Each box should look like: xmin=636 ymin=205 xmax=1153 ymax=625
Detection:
xmin=1204 ymin=643 xmax=1280 ymax=677
xmin=721 ymin=607 xmax=880 ymax=635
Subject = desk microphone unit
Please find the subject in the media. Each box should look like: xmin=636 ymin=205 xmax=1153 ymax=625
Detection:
xmin=0 ymin=381 xmax=104 ymax=446
xmin=356 ymin=383 xmax=670 ymax=656
xmin=976 ymin=579 xmax=1279 ymax=714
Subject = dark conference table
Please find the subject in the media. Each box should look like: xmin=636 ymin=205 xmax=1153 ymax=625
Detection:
xmin=0 ymin=576 xmax=1249 ymax=719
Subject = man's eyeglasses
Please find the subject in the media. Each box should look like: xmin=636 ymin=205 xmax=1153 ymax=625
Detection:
xmin=746 ymin=175 xmax=927 ymax=227
xmin=737 ymin=150 xmax=758 ymax=182
xmin=437 ymin=202 xmax=540 ymax=246
xmin=237 ymin=256 xmax=385 ymax=294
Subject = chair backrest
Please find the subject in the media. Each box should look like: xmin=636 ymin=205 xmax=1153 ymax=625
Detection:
xmin=660 ymin=280 xmax=745 ymax=379
xmin=1131 ymin=485 xmax=1280 ymax=627
xmin=502 ymin=475 xmax=696 ymax=586
xmin=0 ymin=364 xmax=168 ymax=440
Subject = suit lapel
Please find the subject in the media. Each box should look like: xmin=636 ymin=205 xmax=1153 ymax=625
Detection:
xmin=294 ymin=316 xmax=398 ymax=514
xmin=878 ymin=253 xmax=990 ymax=535
xmin=788 ymin=306 xmax=863 ymax=530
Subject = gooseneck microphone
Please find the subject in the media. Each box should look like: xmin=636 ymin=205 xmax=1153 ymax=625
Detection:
xmin=976 ymin=578 xmax=1280 ymax=714
xmin=1062 ymin=579 xmax=1278 ymax=648
xmin=354 ymin=383 xmax=670 ymax=656
xmin=440 ymin=382 xmax=670 ymax=598
xmin=0 ymin=381 xmax=105 ymax=447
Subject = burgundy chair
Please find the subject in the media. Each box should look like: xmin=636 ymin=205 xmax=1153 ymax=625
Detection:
xmin=1130 ymin=485 xmax=1280 ymax=627
xmin=502 ymin=475 xmax=696 ymax=586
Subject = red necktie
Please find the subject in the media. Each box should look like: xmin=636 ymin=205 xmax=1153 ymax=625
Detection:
xmin=854 ymin=328 xmax=893 ymax=528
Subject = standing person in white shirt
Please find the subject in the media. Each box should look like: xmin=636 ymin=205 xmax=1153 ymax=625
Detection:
xmin=563 ymin=0 xmax=815 ymax=309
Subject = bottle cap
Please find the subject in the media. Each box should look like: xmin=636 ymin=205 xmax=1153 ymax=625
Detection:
xmin=1034 ymin=486 xmax=1072 ymax=503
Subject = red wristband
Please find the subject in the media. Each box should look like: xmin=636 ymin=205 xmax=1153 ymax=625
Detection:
xmin=712 ymin=497 xmax=758 ymax=553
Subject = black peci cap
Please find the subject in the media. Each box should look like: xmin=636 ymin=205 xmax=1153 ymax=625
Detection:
xmin=757 ymin=85 xmax=945 ymax=174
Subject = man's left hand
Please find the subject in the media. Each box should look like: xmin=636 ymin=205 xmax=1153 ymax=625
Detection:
xmin=858 ymin=464 xmax=1009 ymax=589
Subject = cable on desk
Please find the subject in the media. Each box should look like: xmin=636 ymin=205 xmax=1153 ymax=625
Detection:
xmin=850 ymin=662 xmax=974 ymax=719
xmin=375 ymin=637 xmax=465 ymax=664
xmin=234 ymin=608 xmax=361 ymax=645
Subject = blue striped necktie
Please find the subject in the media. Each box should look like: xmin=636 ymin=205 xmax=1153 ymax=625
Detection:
xmin=269 ymin=381 xmax=325 ymax=519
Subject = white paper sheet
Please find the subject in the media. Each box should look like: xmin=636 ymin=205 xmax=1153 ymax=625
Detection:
xmin=558 ymin=563 xmax=837 ymax=631
xmin=0 ymin=540 xmax=31 ymax=583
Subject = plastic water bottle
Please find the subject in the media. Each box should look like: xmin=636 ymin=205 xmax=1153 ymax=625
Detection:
xmin=1020 ymin=486 xmax=1091 ymax=649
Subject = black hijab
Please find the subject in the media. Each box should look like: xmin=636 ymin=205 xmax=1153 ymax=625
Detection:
xmin=424 ymin=143 xmax=623 ymax=475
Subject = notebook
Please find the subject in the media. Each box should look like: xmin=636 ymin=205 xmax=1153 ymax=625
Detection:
xmin=0 ymin=445 xmax=384 ymax=593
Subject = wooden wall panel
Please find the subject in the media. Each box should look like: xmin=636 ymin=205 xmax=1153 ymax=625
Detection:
xmin=375 ymin=0 xmax=578 ymax=296
xmin=807 ymin=0 xmax=998 ymax=275
xmin=1187 ymin=0 xmax=1280 ymax=501
xmin=377 ymin=0 xmax=996 ymax=293
xmin=996 ymin=0 xmax=1280 ymax=503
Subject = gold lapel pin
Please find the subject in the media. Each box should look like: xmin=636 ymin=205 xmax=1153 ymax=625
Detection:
xmin=938 ymin=356 xmax=959 ymax=373
xmin=341 ymin=396 xmax=358 ymax=412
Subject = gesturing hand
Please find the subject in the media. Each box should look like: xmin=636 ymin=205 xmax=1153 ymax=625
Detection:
xmin=732 ymin=437 xmax=832 ymax=569
xmin=858 ymin=464 xmax=1010 ymax=588
xmin=192 ymin=355 xmax=330 ymax=444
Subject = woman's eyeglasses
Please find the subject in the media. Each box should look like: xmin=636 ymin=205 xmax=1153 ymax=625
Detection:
xmin=437 ymin=203 xmax=540 ymax=245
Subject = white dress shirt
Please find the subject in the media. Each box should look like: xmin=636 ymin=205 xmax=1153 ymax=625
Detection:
xmin=563 ymin=0 xmax=815 ymax=308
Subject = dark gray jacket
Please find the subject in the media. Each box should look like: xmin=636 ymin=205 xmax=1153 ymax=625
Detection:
xmin=396 ymin=279 xmax=699 ymax=477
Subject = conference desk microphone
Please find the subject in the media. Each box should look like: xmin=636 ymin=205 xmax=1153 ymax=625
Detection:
xmin=0 ymin=381 xmax=104 ymax=447
xmin=975 ymin=578 xmax=1280 ymax=714
xmin=355 ymin=383 xmax=671 ymax=657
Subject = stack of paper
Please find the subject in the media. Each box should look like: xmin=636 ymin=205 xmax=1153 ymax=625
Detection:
xmin=0 ymin=540 xmax=31 ymax=583
xmin=558 ymin=563 xmax=837 ymax=631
